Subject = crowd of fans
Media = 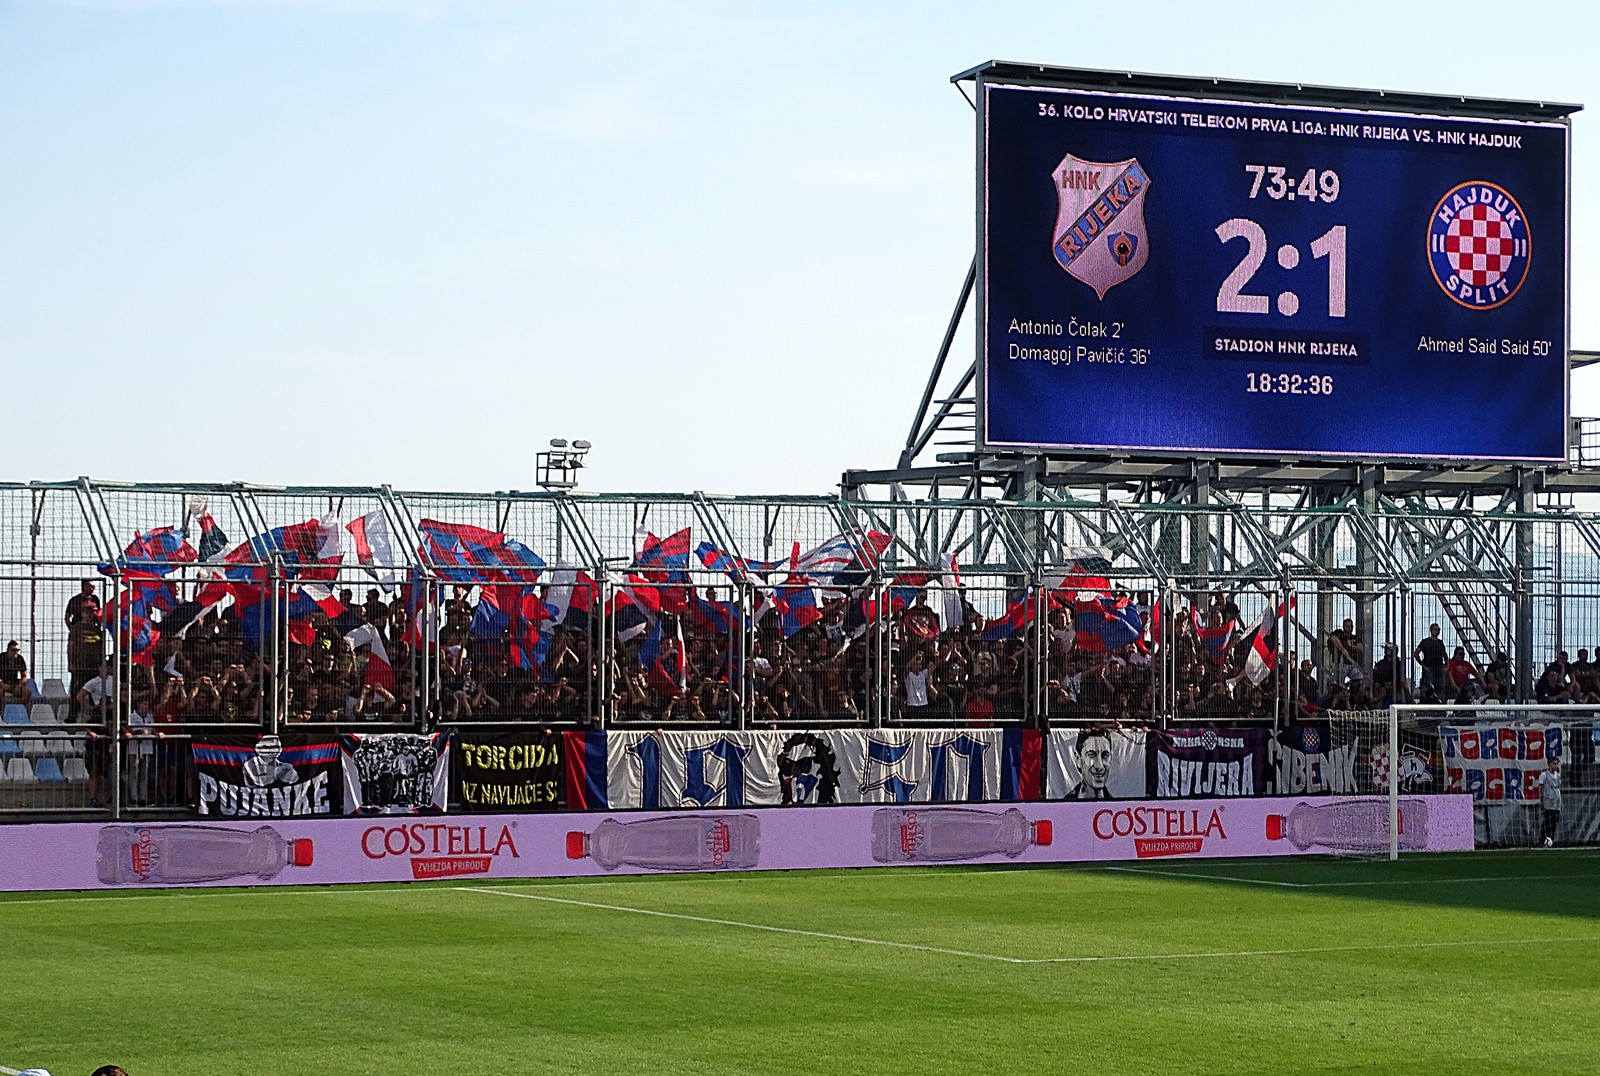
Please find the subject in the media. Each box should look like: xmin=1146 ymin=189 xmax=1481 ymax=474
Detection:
xmin=35 ymin=578 xmax=1600 ymax=736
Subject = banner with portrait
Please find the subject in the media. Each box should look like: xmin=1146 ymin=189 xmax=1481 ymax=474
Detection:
xmin=192 ymin=734 xmax=342 ymax=817
xmin=1046 ymin=727 xmax=1147 ymax=800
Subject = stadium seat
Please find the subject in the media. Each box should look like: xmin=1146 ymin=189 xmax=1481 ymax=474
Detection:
xmin=23 ymin=678 xmax=40 ymax=702
xmin=62 ymin=756 xmax=88 ymax=783
xmin=1 ymin=757 xmax=35 ymax=784
xmin=0 ymin=737 xmax=19 ymax=758
xmin=19 ymin=731 xmax=47 ymax=758
xmin=41 ymin=678 xmax=67 ymax=703
xmin=29 ymin=703 xmax=57 ymax=726
xmin=33 ymin=756 xmax=64 ymax=783
xmin=2 ymin=704 xmax=29 ymax=725
xmin=47 ymin=732 xmax=83 ymax=757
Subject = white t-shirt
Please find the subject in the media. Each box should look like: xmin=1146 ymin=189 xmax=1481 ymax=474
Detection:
xmin=1539 ymin=768 xmax=1563 ymax=811
xmin=126 ymin=708 xmax=155 ymax=757
xmin=905 ymin=668 xmax=931 ymax=708
xmin=80 ymin=675 xmax=115 ymax=710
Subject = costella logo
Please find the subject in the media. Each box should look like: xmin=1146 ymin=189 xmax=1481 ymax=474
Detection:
xmin=1092 ymin=805 xmax=1227 ymax=859
xmin=360 ymin=822 xmax=520 ymax=880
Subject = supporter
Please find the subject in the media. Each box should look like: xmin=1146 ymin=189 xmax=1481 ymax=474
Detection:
xmin=76 ymin=660 xmax=115 ymax=806
xmin=1446 ymin=647 xmax=1479 ymax=695
xmin=1371 ymin=644 xmax=1412 ymax=705
xmin=124 ymin=687 xmax=156 ymax=807
xmin=1327 ymin=618 xmax=1365 ymax=685
xmin=1486 ymin=651 xmax=1515 ymax=697
xmin=1535 ymin=667 xmax=1575 ymax=705
xmin=64 ymin=578 xmax=99 ymax=628
xmin=1413 ymin=624 xmax=1447 ymax=697
xmin=0 ymin=639 xmax=28 ymax=704
xmin=65 ymin=606 xmax=106 ymax=720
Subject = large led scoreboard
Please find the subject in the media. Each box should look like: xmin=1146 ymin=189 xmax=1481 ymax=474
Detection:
xmin=974 ymin=64 xmax=1576 ymax=463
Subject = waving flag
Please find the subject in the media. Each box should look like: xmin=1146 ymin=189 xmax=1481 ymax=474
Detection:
xmin=1073 ymin=595 xmax=1144 ymax=653
xmin=100 ymin=527 xmax=198 ymax=578
xmin=687 ymin=591 xmax=739 ymax=637
xmin=347 ymin=509 xmax=399 ymax=585
xmin=1243 ymin=597 xmax=1295 ymax=685
xmin=1192 ymin=608 xmax=1236 ymax=664
xmin=982 ymin=589 xmax=1036 ymax=642
xmin=774 ymin=579 xmax=823 ymax=638
xmin=1043 ymin=545 xmax=1113 ymax=601
xmin=344 ymin=622 xmax=396 ymax=693
xmin=186 ymin=497 xmax=231 ymax=561
xmin=417 ymin=519 xmax=511 ymax=582
xmin=543 ymin=569 xmax=597 ymax=630
xmin=938 ymin=554 xmax=965 ymax=631
xmin=793 ymin=531 xmax=892 ymax=584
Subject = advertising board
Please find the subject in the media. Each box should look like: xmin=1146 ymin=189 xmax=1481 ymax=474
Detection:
xmin=0 ymin=794 xmax=1474 ymax=892
xmin=980 ymin=73 xmax=1570 ymax=461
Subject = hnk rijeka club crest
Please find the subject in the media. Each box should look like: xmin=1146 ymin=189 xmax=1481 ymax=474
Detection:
xmin=1051 ymin=154 xmax=1151 ymax=299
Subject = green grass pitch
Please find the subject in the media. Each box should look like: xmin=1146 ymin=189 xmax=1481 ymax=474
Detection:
xmin=4 ymin=851 xmax=1598 ymax=1074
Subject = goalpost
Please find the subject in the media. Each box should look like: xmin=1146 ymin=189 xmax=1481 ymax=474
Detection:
xmin=1325 ymin=704 xmax=1582 ymax=860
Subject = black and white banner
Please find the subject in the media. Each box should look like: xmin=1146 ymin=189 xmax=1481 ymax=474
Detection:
xmin=341 ymin=732 xmax=451 ymax=815
xmin=193 ymin=734 xmax=341 ymax=817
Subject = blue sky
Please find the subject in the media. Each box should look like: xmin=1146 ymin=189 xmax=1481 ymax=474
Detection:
xmin=2 ymin=0 xmax=1596 ymax=493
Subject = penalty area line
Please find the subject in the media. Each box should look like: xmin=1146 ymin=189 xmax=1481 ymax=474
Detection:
xmin=457 ymin=885 xmax=1028 ymax=963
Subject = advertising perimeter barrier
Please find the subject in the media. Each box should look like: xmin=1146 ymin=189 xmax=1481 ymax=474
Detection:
xmin=0 ymin=795 xmax=1475 ymax=892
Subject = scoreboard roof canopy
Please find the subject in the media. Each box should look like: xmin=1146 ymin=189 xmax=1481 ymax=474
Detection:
xmin=953 ymin=61 xmax=1582 ymax=122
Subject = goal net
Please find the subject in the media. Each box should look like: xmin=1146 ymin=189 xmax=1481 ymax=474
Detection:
xmin=1326 ymin=704 xmax=1595 ymax=859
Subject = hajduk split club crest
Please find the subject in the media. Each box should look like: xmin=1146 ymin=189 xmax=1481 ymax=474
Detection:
xmin=1050 ymin=153 xmax=1151 ymax=299
xmin=1427 ymin=180 xmax=1530 ymax=311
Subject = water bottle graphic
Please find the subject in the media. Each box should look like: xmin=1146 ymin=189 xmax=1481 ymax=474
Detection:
xmin=1264 ymin=799 xmax=1430 ymax=853
xmin=871 ymin=806 xmax=1052 ymax=863
xmin=97 ymin=825 xmax=314 ymax=886
xmin=566 ymin=814 xmax=761 ymax=872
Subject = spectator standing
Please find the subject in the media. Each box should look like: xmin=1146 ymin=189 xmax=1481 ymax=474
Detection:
xmin=1328 ymin=618 xmax=1365 ymax=685
xmin=1413 ymin=624 xmax=1447 ymax=698
xmin=1537 ymin=756 xmax=1562 ymax=847
xmin=66 ymin=606 xmax=106 ymax=719
xmin=64 ymin=578 xmax=99 ymax=628
xmin=76 ymin=660 xmax=116 ymax=807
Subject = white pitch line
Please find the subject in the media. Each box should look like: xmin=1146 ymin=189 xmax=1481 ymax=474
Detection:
xmin=458 ymin=885 xmax=1029 ymax=963
xmin=1102 ymin=866 xmax=1307 ymax=887
xmin=1103 ymin=866 xmax=1600 ymax=889
xmin=1 ymin=1063 xmax=26 ymax=1075
xmin=1015 ymin=934 xmax=1600 ymax=965
xmin=459 ymin=884 xmax=1600 ymax=968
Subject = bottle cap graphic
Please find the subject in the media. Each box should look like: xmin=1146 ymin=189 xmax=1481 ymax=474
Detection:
xmin=289 ymin=839 xmax=315 ymax=867
xmin=565 ymin=832 xmax=588 ymax=859
xmin=1032 ymin=820 xmax=1053 ymax=846
xmin=1265 ymin=814 xmax=1286 ymax=841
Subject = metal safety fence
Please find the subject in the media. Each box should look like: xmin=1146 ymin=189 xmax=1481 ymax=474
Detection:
xmin=0 ymin=478 xmax=1599 ymax=817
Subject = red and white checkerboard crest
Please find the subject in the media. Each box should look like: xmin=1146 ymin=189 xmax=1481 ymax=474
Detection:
xmin=1427 ymin=181 xmax=1530 ymax=311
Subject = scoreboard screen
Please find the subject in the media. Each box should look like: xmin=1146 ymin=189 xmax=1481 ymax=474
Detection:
xmin=979 ymin=74 xmax=1571 ymax=462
